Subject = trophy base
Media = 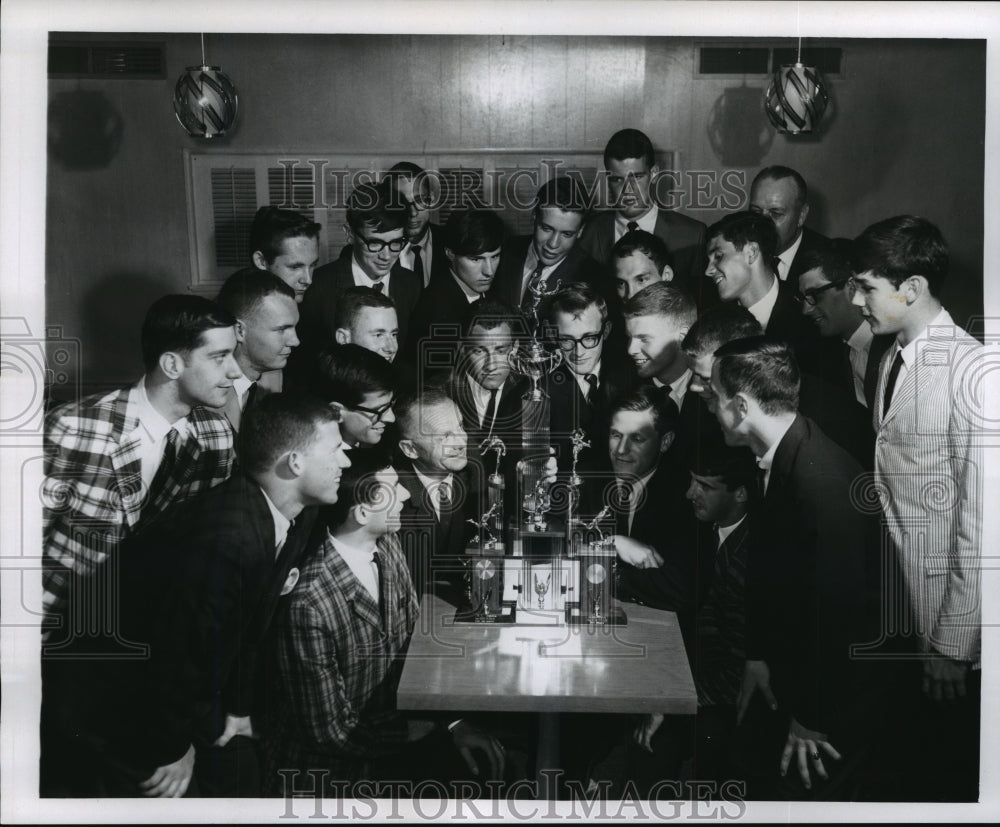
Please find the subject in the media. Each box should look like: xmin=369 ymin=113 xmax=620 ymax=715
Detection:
xmin=452 ymin=600 xmax=518 ymax=625
xmin=565 ymin=605 xmax=627 ymax=626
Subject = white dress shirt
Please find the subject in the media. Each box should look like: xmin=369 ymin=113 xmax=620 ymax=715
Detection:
xmin=572 ymin=360 xmax=601 ymax=399
xmin=776 ymin=231 xmax=804 ymax=282
xmin=414 ymin=469 xmax=455 ymax=520
xmin=653 ymin=367 xmax=692 ymax=412
xmin=716 ymin=513 xmax=748 ymax=548
xmin=746 ymin=275 xmax=780 ymax=332
xmin=845 ymin=320 xmax=875 ymax=407
xmin=451 ymin=271 xmax=483 ymax=303
xmin=614 ymin=205 xmax=659 ymax=243
xmin=756 ymin=417 xmax=795 ymax=495
xmin=352 ymin=257 xmax=392 ymax=293
xmin=133 ymin=378 xmax=190 ymax=490
xmin=330 ymin=535 xmax=380 ymax=602
xmin=399 ymin=228 xmax=434 ymax=288
xmin=261 ymin=487 xmax=293 ymax=557
xmin=467 ymin=374 xmax=504 ymax=430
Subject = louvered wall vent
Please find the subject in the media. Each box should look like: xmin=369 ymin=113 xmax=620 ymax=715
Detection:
xmin=49 ymin=41 xmax=166 ymax=79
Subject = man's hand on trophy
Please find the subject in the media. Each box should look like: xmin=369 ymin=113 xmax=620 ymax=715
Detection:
xmin=612 ymin=536 xmax=663 ymax=569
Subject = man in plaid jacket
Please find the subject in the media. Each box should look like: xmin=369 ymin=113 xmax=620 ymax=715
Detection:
xmin=266 ymin=449 xmax=505 ymax=795
xmin=41 ymin=294 xmax=240 ymax=626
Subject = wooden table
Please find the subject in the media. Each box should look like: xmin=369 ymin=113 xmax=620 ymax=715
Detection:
xmin=397 ymin=593 xmax=696 ymax=794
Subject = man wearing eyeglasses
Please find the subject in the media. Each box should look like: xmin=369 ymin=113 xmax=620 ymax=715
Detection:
xmin=314 ymin=343 xmax=397 ymax=449
xmin=795 ymin=239 xmax=893 ymax=412
xmin=298 ymin=180 xmax=420 ymax=376
xmin=386 ymin=161 xmax=450 ymax=289
xmin=546 ymin=284 xmax=636 ymax=474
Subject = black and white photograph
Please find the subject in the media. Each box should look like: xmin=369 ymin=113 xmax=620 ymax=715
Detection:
xmin=2 ymin=0 xmax=998 ymax=822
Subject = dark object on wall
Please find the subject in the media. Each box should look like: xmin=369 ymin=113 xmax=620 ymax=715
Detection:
xmin=707 ymin=85 xmax=774 ymax=167
xmin=47 ymin=89 xmax=124 ymax=170
xmin=49 ymin=41 xmax=166 ymax=79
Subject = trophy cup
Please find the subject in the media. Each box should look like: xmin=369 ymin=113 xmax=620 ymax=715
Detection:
xmin=566 ymin=506 xmax=626 ymax=626
xmin=508 ymin=278 xmax=563 ymax=404
xmin=460 ymin=502 xmax=512 ymax=623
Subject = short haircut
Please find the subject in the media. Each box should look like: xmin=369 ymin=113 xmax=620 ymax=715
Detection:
xmin=714 ymin=336 xmax=800 ymax=415
xmin=682 ymin=304 xmax=764 ymax=357
xmin=535 ymin=175 xmax=590 ymax=217
xmin=346 ymin=179 xmax=406 ymax=235
xmin=324 ymin=445 xmax=394 ymax=530
xmin=395 ymin=386 xmax=456 ymax=441
xmin=387 ymin=161 xmax=425 ymax=178
xmin=689 ymin=435 xmax=759 ymax=494
xmin=795 ymin=237 xmax=854 ymax=286
xmin=852 ymin=215 xmax=949 ymax=296
xmin=442 ymin=209 xmax=504 ymax=257
xmin=706 ymin=211 xmax=779 ymax=261
xmin=333 ymin=286 xmax=397 ymax=331
xmin=216 ymin=268 xmax=296 ymax=321
xmin=249 ymin=206 xmax=321 ymax=264
xmin=315 ymin=343 xmax=396 ymax=408
xmin=460 ymin=297 xmax=525 ymax=340
xmin=604 ymin=128 xmax=656 ymax=169
xmin=238 ymin=391 xmax=341 ymax=476
xmin=546 ymin=283 xmax=608 ymax=326
xmin=623 ymin=281 xmax=697 ymax=328
xmin=609 ymin=384 xmax=680 ymax=440
xmin=612 ymin=229 xmax=673 ymax=273
xmin=140 ymin=294 xmax=236 ymax=372
xmin=752 ymin=165 xmax=808 ymax=205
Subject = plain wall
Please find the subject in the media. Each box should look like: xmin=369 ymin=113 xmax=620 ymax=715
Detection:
xmin=46 ymin=34 xmax=986 ymax=394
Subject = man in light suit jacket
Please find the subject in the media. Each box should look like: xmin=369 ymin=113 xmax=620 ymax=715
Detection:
xmin=851 ymin=215 xmax=983 ymax=801
xmin=578 ymin=128 xmax=708 ymax=303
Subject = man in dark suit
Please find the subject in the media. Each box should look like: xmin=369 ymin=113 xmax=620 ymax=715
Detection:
xmin=395 ymin=388 xmax=475 ymax=605
xmin=705 ymin=211 xmax=821 ymax=372
xmin=405 ymin=209 xmax=504 ymax=368
xmin=245 ymin=205 xmax=323 ymax=304
xmin=795 ymin=239 xmax=894 ymax=412
xmin=545 ymin=284 xmax=636 ymax=474
xmin=298 ymin=180 xmax=420 ymax=363
xmin=682 ymin=302 xmax=873 ymax=470
xmin=749 ymin=166 xmax=828 ymax=287
xmin=46 ymin=393 xmax=352 ymax=798
xmin=710 ymin=338 xmax=877 ymax=800
xmin=215 ymin=270 xmax=300 ymax=433
xmin=386 ymin=161 xmax=450 ymax=289
xmin=578 ymin=128 xmax=708 ymax=302
xmin=489 ymin=176 xmax=604 ymax=313
xmin=313 ymin=343 xmax=397 ymax=450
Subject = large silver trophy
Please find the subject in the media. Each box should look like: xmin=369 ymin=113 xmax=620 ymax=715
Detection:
xmin=508 ymin=277 xmax=563 ymax=403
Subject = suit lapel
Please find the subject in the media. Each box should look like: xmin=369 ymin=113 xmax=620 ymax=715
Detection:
xmin=324 ymin=535 xmax=383 ymax=630
xmin=110 ymin=386 xmax=145 ymax=527
xmin=222 ymin=384 xmax=243 ymax=432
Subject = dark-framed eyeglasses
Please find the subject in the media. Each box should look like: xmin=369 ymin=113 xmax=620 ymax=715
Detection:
xmin=358 ymin=235 xmax=407 ymax=254
xmin=796 ymin=279 xmax=847 ymax=308
xmin=553 ymin=322 xmax=609 ymax=351
xmin=348 ymin=398 xmax=396 ymax=423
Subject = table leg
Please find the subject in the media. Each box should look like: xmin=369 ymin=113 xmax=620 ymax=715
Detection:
xmin=534 ymin=712 xmax=560 ymax=798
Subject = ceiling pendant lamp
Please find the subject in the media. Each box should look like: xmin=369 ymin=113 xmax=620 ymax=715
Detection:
xmin=174 ymin=34 xmax=238 ymax=138
xmin=764 ymin=7 xmax=829 ymax=134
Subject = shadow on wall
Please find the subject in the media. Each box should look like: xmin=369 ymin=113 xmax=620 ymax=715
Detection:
xmin=48 ymin=89 xmax=125 ymax=171
xmin=707 ymin=84 xmax=775 ymax=168
xmin=77 ymin=272 xmax=178 ymax=395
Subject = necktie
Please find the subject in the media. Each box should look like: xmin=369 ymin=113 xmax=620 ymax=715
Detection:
xmin=437 ymin=481 xmax=452 ymax=519
xmin=626 ymin=221 xmax=639 ymax=233
xmin=522 ymin=262 xmax=546 ymax=310
xmin=882 ymin=350 xmax=905 ymax=417
xmin=615 ymin=482 xmax=631 ymax=536
xmin=371 ymin=281 xmax=385 ymax=294
xmin=482 ymin=388 xmax=498 ymax=432
xmin=584 ymin=373 xmax=599 ymax=405
xmin=411 ymin=244 xmax=424 ymax=286
xmin=147 ymin=427 xmax=179 ymax=509
xmin=842 ymin=341 xmax=857 ymax=397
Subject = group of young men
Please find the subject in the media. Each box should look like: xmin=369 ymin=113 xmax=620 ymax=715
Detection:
xmin=41 ymin=128 xmax=983 ymax=802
